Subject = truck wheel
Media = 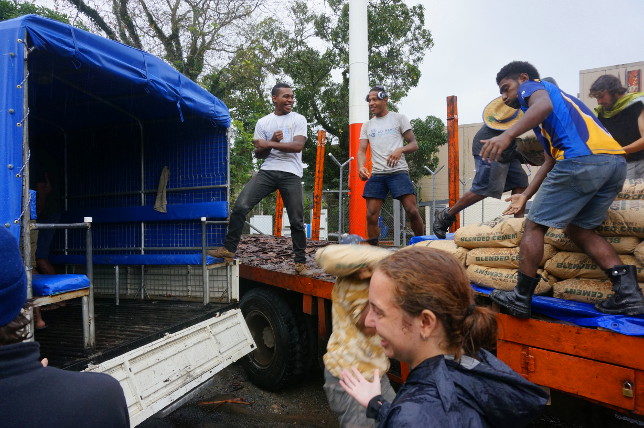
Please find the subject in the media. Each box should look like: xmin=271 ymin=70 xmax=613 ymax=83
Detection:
xmin=240 ymin=288 xmax=304 ymax=391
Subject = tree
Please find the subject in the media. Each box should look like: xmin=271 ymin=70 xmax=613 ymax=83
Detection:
xmin=54 ymin=0 xmax=266 ymax=80
xmin=409 ymin=115 xmax=447 ymax=184
xmin=1 ymin=0 xmax=72 ymax=22
xmin=260 ymin=0 xmax=434 ymax=189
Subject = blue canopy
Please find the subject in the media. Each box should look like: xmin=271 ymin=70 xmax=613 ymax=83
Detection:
xmin=0 ymin=15 xmax=230 ymax=239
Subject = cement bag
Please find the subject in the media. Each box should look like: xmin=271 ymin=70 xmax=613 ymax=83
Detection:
xmin=553 ymin=278 xmax=644 ymax=304
xmin=635 ymin=241 xmax=644 ymax=265
xmin=544 ymin=229 xmax=639 ymax=254
xmin=544 ymin=252 xmax=643 ymax=281
xmin=454 ymin=217 xmax=524 ymax=249
xmin=466 ymin=244 xmax=556 ymax=269
xmin=596 ymin=200 xmax=644 ymax=238
xmin=616 ymin=178 xmax=644 ymax=201
xmin=466 ymin=265 xmax=552 ymax=294
xmin=315 ymin=245 xmax=392 ymax=277
xmin=412 ymin=239 xmax=468 ymax=266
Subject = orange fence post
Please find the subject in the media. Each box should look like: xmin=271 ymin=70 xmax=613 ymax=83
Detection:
xmin=447 ymin=96 xmax=460 ymax=231
xmin=312 ymin=130 xmax=326 ymax=241
xmin=274 ymin=190 xmax=284 ymax=236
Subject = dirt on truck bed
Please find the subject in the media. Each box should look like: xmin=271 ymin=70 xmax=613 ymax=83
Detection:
xmin=235 ymin=235 xmax=335 ymax=281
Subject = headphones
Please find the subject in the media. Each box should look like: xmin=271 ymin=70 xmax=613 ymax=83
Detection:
xmin=365 ymin=85 xmax=389 ymax=102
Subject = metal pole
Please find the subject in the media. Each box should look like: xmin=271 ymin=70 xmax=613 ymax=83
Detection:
xmin=115 ymin=265 xmax=120 ymax=305
xmin=83 ymin=217 xmax=95 ymax=348
xmin=393 ymin=199 xmax=401 ymax=246
xmin=201 ymin=217 xmax=209 ymax=305
xmin=424 ymin=165 xmax=444 ymax=234
xmin=18 ymin=36 xmax=33 ymax=340
xmin=328 ymin=154 xmax=353 ymax=238
xmin=348 ymin=0 xmax=369 ymax=237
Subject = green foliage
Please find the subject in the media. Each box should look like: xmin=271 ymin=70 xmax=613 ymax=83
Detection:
xmin=208 ymin=0 xmax=435 ymax=193
xmin=0 ymin=0 xmax=72 ymax=22
xmin=409 ymin=115 xmax=447 ymax=183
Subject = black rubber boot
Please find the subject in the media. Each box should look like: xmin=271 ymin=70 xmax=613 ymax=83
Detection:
xmin=489 ymin=272 xmax=541 ymax=319
xmin=432 ymin=208 xmax=456 ymax=239
xmin=595 ymin=265 xmax=644 ymax=316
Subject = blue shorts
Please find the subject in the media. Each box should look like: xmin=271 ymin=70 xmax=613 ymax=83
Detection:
xmin=470 ymin=156 xmax=528 ymax=199
xmin=363 ymin=172 xmax=416 ymax=200
xmin=528 ymin=154 xmax=626 ymax=229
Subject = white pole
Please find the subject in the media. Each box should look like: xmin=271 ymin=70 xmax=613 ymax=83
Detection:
xmin=348 ymin=0 xmax=369 ymax=125
xmin=348 ymin=0 xmax=370 ymax=236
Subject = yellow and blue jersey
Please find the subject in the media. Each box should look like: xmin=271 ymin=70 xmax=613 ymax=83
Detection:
xmin=518 ymin=80 xmax=625 ymax=160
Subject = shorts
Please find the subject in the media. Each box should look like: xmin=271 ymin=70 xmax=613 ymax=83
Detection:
xmin=528 ymin=154 xmax=626 ymax=229
xmin=363 ymin=172 xmax=415 ymax=200
xmin=470 ymin=156 xmax=528 ymax=199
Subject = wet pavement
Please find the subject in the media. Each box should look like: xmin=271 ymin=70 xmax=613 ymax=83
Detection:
xmin=141 ymin=363 xmax=338 ymax=428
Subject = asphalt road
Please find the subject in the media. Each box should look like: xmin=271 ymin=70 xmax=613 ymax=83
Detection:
xmin=141 ymin=363 xmax=338 ymax=428
xmin=141 ymin=362 xmax=642 ymax=428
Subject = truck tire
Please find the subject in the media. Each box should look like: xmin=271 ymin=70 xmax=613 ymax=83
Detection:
xmin=240 ymin=288 xmax=304 ymax=391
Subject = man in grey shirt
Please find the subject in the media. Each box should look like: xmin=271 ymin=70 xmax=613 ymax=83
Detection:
xmin=358 ymin=86 xmax=424 ymax=244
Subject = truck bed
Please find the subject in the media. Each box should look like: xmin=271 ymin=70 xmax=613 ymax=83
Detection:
xmin=36 ymin=298 xmax=234 ymax=370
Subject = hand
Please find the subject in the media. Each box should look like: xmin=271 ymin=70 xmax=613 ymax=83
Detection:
xmin=340 ymin=368 xmax=381 ymax=408
xmin=358 ymin=166 xmax=371 ymax=181
xmin=41 ymin=358 xmax=48 ymax=367
xmin=387 ymin=148 xmax=403 ymax=167
xmin=271 ymin=130 xmax=283 ymax=142
xmin=503 ymin=193 xmax=528 ymax=216
xmin=480 ymin=133 xmax=512 ymax=162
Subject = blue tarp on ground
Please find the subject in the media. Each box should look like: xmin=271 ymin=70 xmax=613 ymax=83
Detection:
xmin=472 ymin=285 xmax=644 ymax=336
xmin=0 ymin=15 xmax=230 ymax=239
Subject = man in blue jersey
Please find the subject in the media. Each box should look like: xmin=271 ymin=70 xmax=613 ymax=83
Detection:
xmin=481 ymin=61 xmax=643 ymax=317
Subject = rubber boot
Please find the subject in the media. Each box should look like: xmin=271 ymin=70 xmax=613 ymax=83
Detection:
xmin=489 ymin=271 xmax=541 ymax=319
xmin=432 ymin=208 xmax=456 ymax=239
xmin=595 ymin=265 xmax=644 ymax=316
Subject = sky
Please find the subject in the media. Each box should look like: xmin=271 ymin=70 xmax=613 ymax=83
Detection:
xmin=398 ymin=0 xmax=644 ymax=124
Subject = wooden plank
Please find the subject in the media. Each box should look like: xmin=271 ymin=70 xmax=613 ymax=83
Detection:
xmin=240 ymin=264 xmax=333 ymax=299
xmin=498 ymin=340 xmax=637 ymax=411
xmin=497 ymin=314 xmax=644 ymax=370
xmin=32 ymin=288 xmax=89 ymax=307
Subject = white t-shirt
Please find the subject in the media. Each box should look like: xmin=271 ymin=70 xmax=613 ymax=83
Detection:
xmin=254 ymin=112 xmax=308 ymax=177
xmin=360 ymin=112 xmax=412 ymax=174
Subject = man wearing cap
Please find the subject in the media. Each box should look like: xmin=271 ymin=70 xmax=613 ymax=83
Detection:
xmin=358 ymin=86 xmax=424 ymax=245
xmin=589 ymin=74 xmax=644 ymax=179
xmin=481 ymin=61 xmax=643 ymax=317
xmin=432 ymin=98 xmax=529 ymax=239
xmin=0 ymin=228 xmax=129 ymax=427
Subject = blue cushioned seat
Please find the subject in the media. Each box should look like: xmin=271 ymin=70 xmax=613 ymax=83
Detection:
xmin=50 ymin=253 xmax=222 ymax=266
xmin=32 ymin=274 xmax=90 ymax=296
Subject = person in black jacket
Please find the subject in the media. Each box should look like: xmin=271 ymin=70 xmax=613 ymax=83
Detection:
xmin=340 ymin=247 xmax=548 ymax=427
xmin=0 ymin=228 xmax=129 ymax=428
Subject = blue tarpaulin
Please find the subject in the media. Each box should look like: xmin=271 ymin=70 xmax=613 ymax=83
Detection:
xmin=0 ymin=15 xmax=230 ymax=239
xmin=472 ymin=285 xmax=644 ymax=336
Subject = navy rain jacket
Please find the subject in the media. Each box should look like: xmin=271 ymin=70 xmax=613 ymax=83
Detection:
xmin=367 ymin=349 xmax=548 ymax=427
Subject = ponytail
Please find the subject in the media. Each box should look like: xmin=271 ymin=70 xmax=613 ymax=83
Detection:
xmin=461 ymin=305 xmax=497 ymax=359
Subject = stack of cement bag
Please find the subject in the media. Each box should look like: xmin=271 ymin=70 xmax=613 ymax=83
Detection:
xmin=411 ymin=179 xmax=643 ymax=302
xmin=546 ymin=179 xmax=643 ymax=304
xmin=452 ymin=217 xmax=554 ymax=294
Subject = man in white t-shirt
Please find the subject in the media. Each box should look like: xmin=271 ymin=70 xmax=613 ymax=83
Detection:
xmin=358 ymin=86 xmax=425 ymax=244
xmin=211 ymin=83 xmax=310 ymax=273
